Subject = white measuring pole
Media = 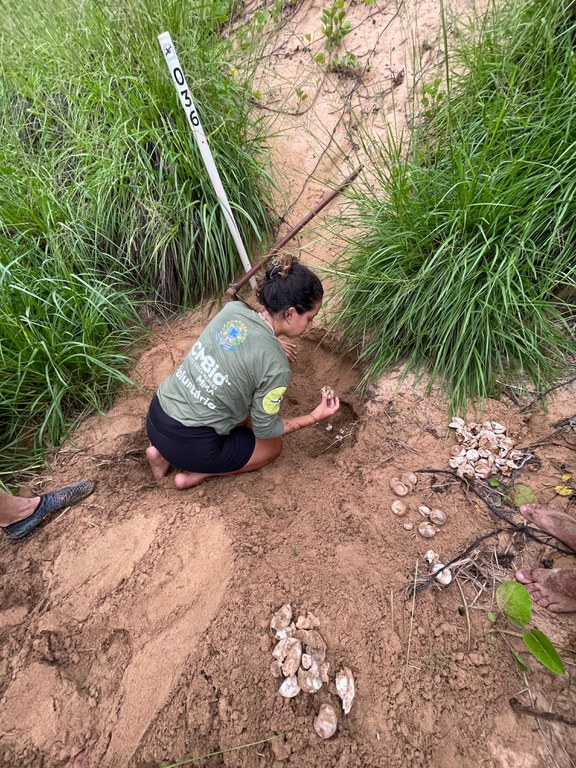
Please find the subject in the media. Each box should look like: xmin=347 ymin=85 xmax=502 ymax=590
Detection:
xmin=158 ymin=31 xmax=256 ymax=289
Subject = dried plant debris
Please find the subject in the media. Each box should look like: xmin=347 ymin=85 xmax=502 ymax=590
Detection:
xmin=269 ymin=605 xmax=356 ymax=737
xmin=448 ymin=418 xmax=530 ymax=479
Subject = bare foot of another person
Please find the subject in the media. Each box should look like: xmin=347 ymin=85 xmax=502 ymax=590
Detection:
xmin=520 ymin=504 xmax=576 ymax=552
xmin=515 ymin=568 xmax=576 ymax=613
xmin=173 ymin=471 xmax=211 ymax=490
xmin=146 ymin=445 xmax=170 ymax=480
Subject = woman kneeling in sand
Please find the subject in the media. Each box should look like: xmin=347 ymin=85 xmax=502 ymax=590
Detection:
xmin=145 ymin=257 xmax=340 ymax=489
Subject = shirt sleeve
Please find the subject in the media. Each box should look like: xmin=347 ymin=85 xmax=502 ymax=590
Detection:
xmin=250 ymin=351 xmax=291 ymax=439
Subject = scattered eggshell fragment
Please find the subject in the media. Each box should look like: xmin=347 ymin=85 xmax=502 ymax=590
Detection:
xmin=418 ymin=521 xmax=436 ymax=538
xmin=320 ymin=662 xmax=330 ymax=683
xmin=336 ymin=667 xmax=356 ymax=715
xmin=273 ymin=637 xmax=291 ymax=662
xmin=298 ymin=659 xmax=323 ymax=693
xmin=322 ymin=385 xmax=334 ymax=399
xmin=449 ymin=417 xmax=465 ymax=429
xmin=391 ymin=500 xmax=408 ymax=517
xmin=279 ymin=675 xmax=300 ymax=698
xmin=418 ymin=505 xmax=431 ymax=517
xmin=270 ymin=604 xmax=292 ymax=634
xmin=429 ymin=508 xmax=446 ymax=526
xmin=424 ymin=549 xmax=439 ymax=564
xmin=296 ymin=612 xmax=320 ymax=630
xmin=302 ymin=630 xmax=327 ymax=664
xmin=270 ymin=659 xmax=283 ymax=678
xmin=403 ymin=522 xmax=413 ymax=531
xmin=389 ymin=477 xmax=410 ymax=496
xmin=314 ymin=703 xmax=338 ymax=739
xmin=275 ymin=621 xmax=297 ymax=640
xmin=401 ymin=472 xmax=418 ymax=490
xmin=432 ymin=563 xmax=453 ymax=586
xmin=281 ymin=638 xmax=302 ymax=676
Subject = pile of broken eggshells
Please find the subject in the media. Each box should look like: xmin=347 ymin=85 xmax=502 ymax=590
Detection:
xmin=447 ymin=417 xmax=528 ymax=479
xmin=269 ymin=604 xmax=355 ymax=739
xmin=389 ymin=418 xmax=529 ymax=588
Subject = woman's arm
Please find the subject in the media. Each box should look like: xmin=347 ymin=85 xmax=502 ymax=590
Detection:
xmin=282 ymin=391 xmax=340 ymax=435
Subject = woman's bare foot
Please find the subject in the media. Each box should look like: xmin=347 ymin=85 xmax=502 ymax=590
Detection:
xmin=515 ymin=568 xmax=576 ymax=613
xmin=520 ymin=504 xmax=576 ymax=551
xmin=173 ymin=471 xmax=211 ymax=490
xmin=146 ymin=445 xmax=170 ymax=480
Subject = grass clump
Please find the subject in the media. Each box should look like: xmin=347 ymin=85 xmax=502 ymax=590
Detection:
xmin=0 ymin=0 xmax=274 ymax=477
xmin=0 ymin=250 xmax=142 ymax=478
xmin=1 ymin=0 xmax=273 ymax=307
xmin=332 ymin=0 xmax=576 ymax=412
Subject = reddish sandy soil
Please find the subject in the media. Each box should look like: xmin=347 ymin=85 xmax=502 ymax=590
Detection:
xmin=1 ymin=1 xmax=575 ymax=767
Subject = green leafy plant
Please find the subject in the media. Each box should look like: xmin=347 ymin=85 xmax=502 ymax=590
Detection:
xmin=329 ymin=52 xmax=363 ymax=76
xmin=420 ymin=76 xmax=444 ymax=120
xmin=495 ymin=580 xmax=565 ymax=675
xmin=320 ymin=0 xmax=351 ymax=49
xmin=512 ymin=483 xmax=537 ymax=508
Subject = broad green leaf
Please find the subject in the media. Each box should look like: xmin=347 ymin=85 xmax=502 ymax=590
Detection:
xmin=489 ymin=477 xmax=500 ymax=488
xmin=511 ymin=650 xmax=529 ymax=672
xmin=496 ymin=581 xmax=532 ymax=627
xmin=513 ymin=483 xmax=536 ymax=508
xmin=522 ymin=629 xmax=566 ymax=676
xmin=487 ymin=611 xmax=496 ymax=623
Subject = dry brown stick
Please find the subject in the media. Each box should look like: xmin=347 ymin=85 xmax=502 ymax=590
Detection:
xmin=519 ymin=376 xmax=576 ymax=413
xmin=412 ymin=528 xmax=504 ymax=596
xmin=228 ymin=165 xmax=362 ymax=296
xmin=509 ymin=697 xmax=576 ymax=728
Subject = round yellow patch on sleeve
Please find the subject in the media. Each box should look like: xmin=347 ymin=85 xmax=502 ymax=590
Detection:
xmin=262 ymin=386 xmax=287 ymax=414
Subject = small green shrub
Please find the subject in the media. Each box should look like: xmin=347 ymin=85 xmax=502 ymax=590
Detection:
xmin=321 ymin=0 xmax=351 ymax=49
xmin=495 ymin=580 xmax=565 ymax=675
xmin=329 ymin=52 xmax=363 ymax=76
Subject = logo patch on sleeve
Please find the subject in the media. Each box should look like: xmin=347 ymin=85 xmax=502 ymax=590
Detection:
xmin=216 ymin=320 xmax=248 ymax=350
xmin=262 ymin=386 xmax=286 ymax=414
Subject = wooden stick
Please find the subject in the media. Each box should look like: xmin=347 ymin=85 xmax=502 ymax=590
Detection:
xmin=227 ymin=166 xmax=362 ymax=296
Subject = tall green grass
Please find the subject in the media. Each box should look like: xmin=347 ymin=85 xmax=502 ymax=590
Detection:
xmin=1 ymin=0 xmax=274 ymax=306
xmin=0 ymin=249 xmax=142 ymax=477
xmin=0 ymin=0 xmax=274 ymax=478
xmin=332 ymin=0 xmax=576 ymax=412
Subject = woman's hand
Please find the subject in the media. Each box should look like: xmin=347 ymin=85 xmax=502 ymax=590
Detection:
xmin=310 ymin=389 xmax=340 ymax=423
xmin=279 ymin=338 xmax=297 ymax=362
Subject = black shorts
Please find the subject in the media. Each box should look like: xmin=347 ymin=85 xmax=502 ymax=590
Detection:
xmin=146 ymin=395 xmax=256 ymax=474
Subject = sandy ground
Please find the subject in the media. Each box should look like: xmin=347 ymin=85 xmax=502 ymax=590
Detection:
xmin=1 ymin=1 xmax=576 ymax=767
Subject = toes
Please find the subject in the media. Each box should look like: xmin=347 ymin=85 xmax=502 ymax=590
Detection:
xmin=515 ymin=569 xmax=535 ymax=584
xmin=519 ymin=504 xmax=536 ymax=522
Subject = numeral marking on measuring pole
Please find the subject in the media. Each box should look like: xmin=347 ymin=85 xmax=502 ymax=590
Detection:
xmin=159 ymin=36 xmax=203 ymax=135
xmin=158 ymin=31 xmax=256 ymax=286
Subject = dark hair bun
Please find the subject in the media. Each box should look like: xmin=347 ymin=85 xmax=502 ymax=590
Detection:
xmin=256 ymin=254 xmax=323 ymax=314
